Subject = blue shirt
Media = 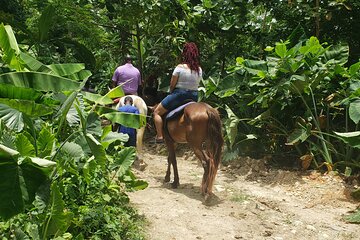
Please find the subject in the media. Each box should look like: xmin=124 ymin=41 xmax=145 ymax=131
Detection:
xmin=118 ymin=105 xmax=139 ymax=141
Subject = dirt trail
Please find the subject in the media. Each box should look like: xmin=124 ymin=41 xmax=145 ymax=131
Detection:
xmin=128 ymin=144 xmax=359 ymax=240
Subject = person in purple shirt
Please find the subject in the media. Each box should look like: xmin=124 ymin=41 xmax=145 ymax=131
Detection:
xmin=112 ymin=55 xmax=142 ymax=95
xmin=118 ymin=96 xmax=140 ymax=147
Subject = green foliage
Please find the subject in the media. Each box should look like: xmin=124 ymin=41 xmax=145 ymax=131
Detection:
xmin=0 ymin=23 xmax=22 ymax=71
xmin=43 ymin=183 xmax=74 ymax=238
xmin=0 ymin=25 xmax=146 ymax=239
xmin=335 ymin=131 xmax=360 ymax=149
xmin=205 ymin=34 xmax=360 ymax=171
xmin=344 ymin=207 xmax=360 ymax=224
xmin=0 ymin=144 xmax=55 ymax=220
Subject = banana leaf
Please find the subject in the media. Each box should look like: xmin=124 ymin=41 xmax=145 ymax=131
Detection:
xmin=82 ymin=91 xmax=114 ymax=105
xmin=0 ymin=99 xmax=53 ymax=117
xmin=0 ymin=83 xmax=42 ymax=101
xmin=102 ymin=111 xmax=146 ymax=129
xmin=65 ymin=69 xmax=92 ymax=81
xmin=19 ymin=52 xmax=51 ymax=73
xmin=47 ymin=63 xmax=85 ymax=77
xmin=0 ymin=72 xmax=81 ymax=91
xmin=105 ymin=86 xmax=125 ymax=99
xmin=0 ymin=24 xmax=23 ymax=71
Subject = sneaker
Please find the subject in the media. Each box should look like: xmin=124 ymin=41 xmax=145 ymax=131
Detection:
xmin=149 ymin=138 xmax=165 ymax=144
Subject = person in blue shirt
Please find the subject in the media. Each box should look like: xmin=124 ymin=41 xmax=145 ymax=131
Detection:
xmin=118 ymin=96 xmax=139 ymax=147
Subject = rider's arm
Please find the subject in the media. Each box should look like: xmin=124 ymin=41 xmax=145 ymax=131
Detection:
xmin=169 ymin=74 xmax=179 ymax=92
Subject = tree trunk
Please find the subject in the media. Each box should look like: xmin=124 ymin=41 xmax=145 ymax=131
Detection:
xmin=315 ymin=0 xmax=320 ymax=38
xmin=135 ymin=23 xmax=144 ymax=90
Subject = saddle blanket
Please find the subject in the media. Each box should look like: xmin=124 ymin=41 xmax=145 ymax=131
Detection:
xmin=166 ymin=101 xmax=196 ymax=120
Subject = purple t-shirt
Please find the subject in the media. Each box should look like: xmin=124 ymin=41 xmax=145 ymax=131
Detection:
xmin=112 ymin=63 xmax=141 ymax=94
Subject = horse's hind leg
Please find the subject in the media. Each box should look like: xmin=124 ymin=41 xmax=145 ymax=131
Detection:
xmin=193 ymin=147 xmax=210 ymax=196
xmin=136 ymin=127 xmax=145 ymax=158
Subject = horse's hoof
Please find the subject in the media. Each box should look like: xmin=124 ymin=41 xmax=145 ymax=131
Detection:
xmin=171 ymin=182 xmax=179 ymax=188
xmin=204 ymin=193 xmax=210 ymax=202
xmin=164 ymin=176 xmax=170 ymax=182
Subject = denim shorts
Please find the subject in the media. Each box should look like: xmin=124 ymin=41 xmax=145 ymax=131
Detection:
xmin=161 ymin=88 xmax=198 ymax=111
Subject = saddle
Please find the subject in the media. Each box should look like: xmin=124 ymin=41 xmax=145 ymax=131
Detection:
xmin=164 ymin=101 xmax=196 ymax=142
xmin=165 ymin=101 xmax=196 ymax=121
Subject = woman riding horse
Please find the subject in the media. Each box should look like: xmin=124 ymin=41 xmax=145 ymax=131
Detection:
xmin=151 ymin=42 xmax=202 ymax=144
xmin=152 ymin=42 xmax=223 ymax=199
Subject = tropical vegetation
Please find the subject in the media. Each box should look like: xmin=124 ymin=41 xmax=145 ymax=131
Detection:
xmin=1 ymin=0 xmax=360 ymax=237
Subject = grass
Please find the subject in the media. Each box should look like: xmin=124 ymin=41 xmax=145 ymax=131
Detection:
xmin=230 ymin=192 xmax=250 ymax=203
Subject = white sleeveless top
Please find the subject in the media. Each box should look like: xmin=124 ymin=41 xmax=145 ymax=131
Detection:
xmin=172 ymin=64 xmax=202 ymax=91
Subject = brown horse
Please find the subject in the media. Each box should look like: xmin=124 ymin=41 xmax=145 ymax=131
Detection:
xmin=163 ymin=102 xmax=223 ymax=199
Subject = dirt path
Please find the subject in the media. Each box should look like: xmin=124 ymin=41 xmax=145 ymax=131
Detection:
xmin=128 ymin=144 xmax=359 ymax=240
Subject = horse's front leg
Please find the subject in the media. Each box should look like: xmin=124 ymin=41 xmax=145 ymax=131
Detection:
xmin=171 ymin=153 xmax=179 ymax=188
xmin=164 ymin=140 xmax=175 ymax=182
xmin=165 ymin=141 xmax=179 ymax=188
xmin=164 ymin=153 xmax=171 ymax=183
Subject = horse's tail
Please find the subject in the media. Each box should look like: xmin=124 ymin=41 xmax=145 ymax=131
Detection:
xmin=206 ymin=106 xmax=223 ymax=193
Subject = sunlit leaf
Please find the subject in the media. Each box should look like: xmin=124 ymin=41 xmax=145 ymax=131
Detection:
xmin=224 ymin=105 xmax=240 ymax=148
xmin=243 ymin=59 xmax=267 ymax=75
xmin=105 ymin=86 xmax=125 ymax=99
xmin=82 ymin=91 xmax=113 ymax=105
xmin=349 ymin=62 xmax=360 ymax=77
xmin=0 ymin=99 xmax=53 ymax=117
xmin=275 ymin=42 xmax=287 ymax=58
xmin=0 ymin=24 xmax=23 ymax=71
xmin=334 ymin=131 xmax=360 ymax=149
xmin=102 ymin=111 xmax=146 ymax=129
xmin=0 ymin=72 xmax=81 ymax=92
xmin=37 ymin=128 xmax=56 ymax=158
xmin=47 ymin=63 xmax=85 ymax=77
xmin=349 ymin=99 xmax=360 ymax=124
xmin=65 ymin=69 xmax=92 ymax=81
xmin=19 ymin=52 xmax=51 ymax=73
xmin=15 ymin=133 xmax=35 ymax=157
xmin=264 ymin=46 xmax=274 ymax=52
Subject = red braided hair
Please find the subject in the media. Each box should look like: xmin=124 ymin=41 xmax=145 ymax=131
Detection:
xmin=181 ymin=42 xmax=200 ymax=74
